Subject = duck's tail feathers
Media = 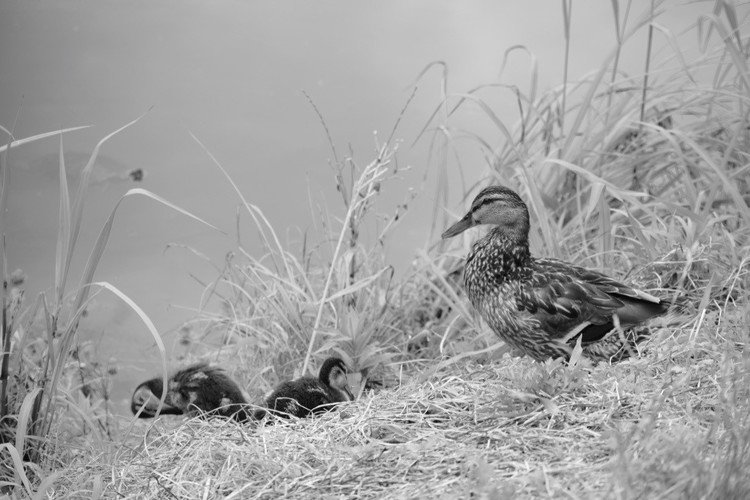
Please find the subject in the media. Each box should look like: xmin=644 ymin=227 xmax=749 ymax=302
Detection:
xmin=616 ymin=295 xmax=670 ymax=325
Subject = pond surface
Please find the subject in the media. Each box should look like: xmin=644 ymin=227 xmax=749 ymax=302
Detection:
xmin=0 ymin=0 xmax=712 ymax=414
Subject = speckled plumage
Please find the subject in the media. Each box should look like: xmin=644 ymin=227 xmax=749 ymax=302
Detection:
xmin=443 ymin=186 xmax=668 ymax=362
xmin=260 ymin=357 xmax=354 ymax=419
xmin=131 ymin=363 xmax=251 ymax=422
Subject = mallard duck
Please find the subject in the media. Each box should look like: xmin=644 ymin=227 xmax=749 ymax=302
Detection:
xmin=131 ymin=363 xmax=251 ymax=422
xmin=441 ymin=185 xmax=668 ymax=362
xmin=258 ymin=357 xmax=354 ymax=419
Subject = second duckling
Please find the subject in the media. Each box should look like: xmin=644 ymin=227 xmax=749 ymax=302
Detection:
xmin=260 ymin=357 xmax=354 ymax=419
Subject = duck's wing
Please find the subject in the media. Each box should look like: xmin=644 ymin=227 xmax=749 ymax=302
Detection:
xmin=540 ymin=259 xmax=663 ymax=302
xmin=540 ymin=259 xmax=668 ymax=323
xmin=514 ymin=259 xmax=665 ymax=344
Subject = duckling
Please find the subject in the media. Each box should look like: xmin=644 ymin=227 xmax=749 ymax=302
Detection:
xmin=442 ymin=185 xmax=669 ymax=362
xmin=130 ymin=363 xmax=251 ymax=422
xmin=259 ymin=357 xmax=354 ymax=419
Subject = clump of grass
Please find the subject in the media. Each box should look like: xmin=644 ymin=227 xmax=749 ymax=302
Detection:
xmin=0 ymin=117 xmax=221 ymax=496
xmin=182 ymin=92 xmax=422 ymax=394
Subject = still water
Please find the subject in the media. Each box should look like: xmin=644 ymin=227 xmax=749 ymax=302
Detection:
xmin=0 ymin=0 xmax=713 ymax=414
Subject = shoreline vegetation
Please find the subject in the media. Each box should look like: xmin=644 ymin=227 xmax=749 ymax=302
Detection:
xmin=2 ymin=2 xmax=750 ymax=498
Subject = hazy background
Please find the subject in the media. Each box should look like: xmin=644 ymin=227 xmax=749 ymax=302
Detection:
xmin=0 ymin=0 xmax=712 ymax=413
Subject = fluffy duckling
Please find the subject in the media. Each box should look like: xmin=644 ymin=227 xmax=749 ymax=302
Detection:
xmin=131 ymin=363 xmax=251 ymax=422
xmin=442 ymin=185 xmax=669 ymax=362
xmin=259 ymin=357 xmax=354 ymax=419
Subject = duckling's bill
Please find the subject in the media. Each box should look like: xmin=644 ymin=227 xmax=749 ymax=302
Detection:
xmin=341 ymin=382 xmax=355 ymax=401
xmin=332 ymin=364 xmax=355 ymax=401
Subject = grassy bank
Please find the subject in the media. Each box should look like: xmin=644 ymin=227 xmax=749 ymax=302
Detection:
xmin=2 ymin=1 xmax=750 ymax=498
xmin=45 ymin=307 xmax=750 ymax=498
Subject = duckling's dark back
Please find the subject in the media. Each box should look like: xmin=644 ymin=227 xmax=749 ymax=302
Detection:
xmin=262 ymin=357 xmax=353 ymax=419
xmin=169 ymin=364 xmax=251 ymax=421
xmin=264 ymin=378 xmax=340 ymax=417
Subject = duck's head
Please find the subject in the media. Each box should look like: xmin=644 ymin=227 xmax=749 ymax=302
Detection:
xmin=319 ymin=357 xmax=355 ymax=401
xmin=130 ymin=378 xmax=183 ymax=418
xmin=441 ymin=186 xmax=529 ymax=243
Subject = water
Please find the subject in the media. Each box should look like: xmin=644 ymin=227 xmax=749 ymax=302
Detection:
xmin=0 ymin=0 xmax=715 ymax=414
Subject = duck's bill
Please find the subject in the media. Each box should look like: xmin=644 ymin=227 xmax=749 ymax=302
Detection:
xmin=342 ymin=385 xmax=355 ymax=401
xmin=441 ymin=213 xmax=474 ymax=239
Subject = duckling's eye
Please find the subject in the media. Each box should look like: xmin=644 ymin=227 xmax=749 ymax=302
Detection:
xmin=330 ymin=368 xmax=348 ymax=386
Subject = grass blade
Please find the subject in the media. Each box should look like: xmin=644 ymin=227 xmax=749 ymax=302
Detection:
xmin=15 ymin=388 xmax=42 ymax=459
xmin=73 ymin=187 xmax=222 ymax=316
xmin=55 ymin=135 xmax=71 ymax=300
xmin=0 ymin=125 xmax=91 ymax=154
xmin=188 ymin=130 xmax=296 ymax=284
xmin=323 ymin=267 xmax=390 ymax=304
xmin=91 ymin=281 xmax=168 ymax=415
xmin=0 ymin=443 xmax=33 ymax=496
xmin=65 ymin=112 xmax=149 ymax=302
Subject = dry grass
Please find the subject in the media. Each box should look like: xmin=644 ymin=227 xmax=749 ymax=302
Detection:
xmin=36 ymin=303 xmax=748 ymax=499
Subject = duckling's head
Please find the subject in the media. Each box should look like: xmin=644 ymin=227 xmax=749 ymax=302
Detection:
xmin=319 ymin=357 xmax=354 ymax=401
xmin=130 ymin=378 xmax=183 ymax=418
xmin=441 ymin=186 xmax=529 ymax=243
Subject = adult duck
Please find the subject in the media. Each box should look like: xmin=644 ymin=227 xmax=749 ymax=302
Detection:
xmin=441 ymin=185 xmax=669 ymax=362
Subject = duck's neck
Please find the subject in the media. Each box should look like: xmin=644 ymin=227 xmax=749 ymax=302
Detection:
xmin=485 ymin=226 xmax=532 ymax=275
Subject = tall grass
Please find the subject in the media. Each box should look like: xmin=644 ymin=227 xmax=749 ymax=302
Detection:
xmin=0 ymin=117 xmax=221 ymax=495
xmin=184 ymin=92 xmax=420 ymax=394
xmin=422 ymin=1 xmax=749 ymax=307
